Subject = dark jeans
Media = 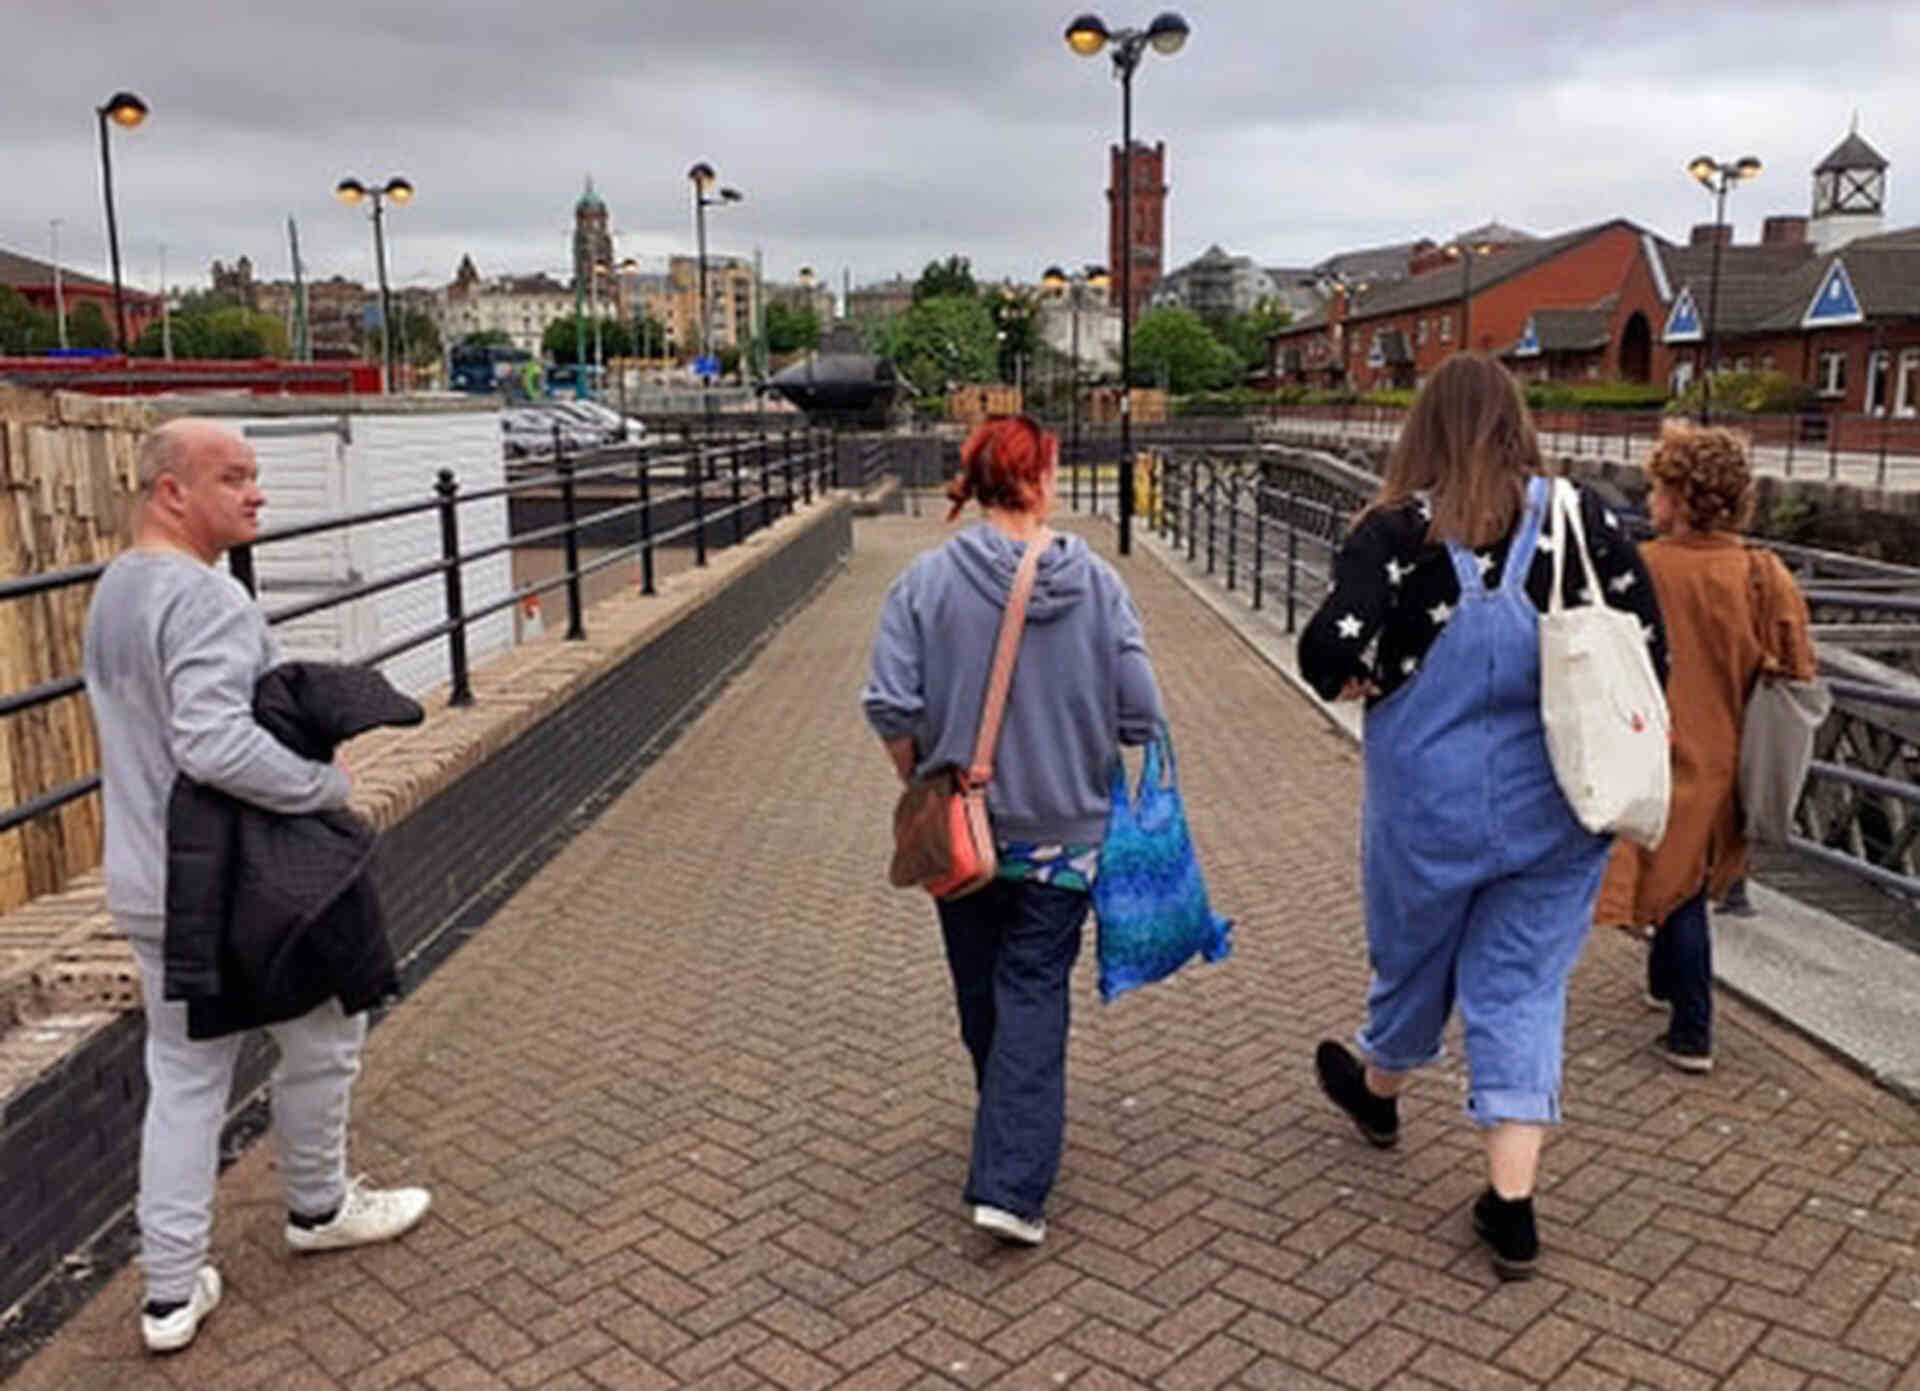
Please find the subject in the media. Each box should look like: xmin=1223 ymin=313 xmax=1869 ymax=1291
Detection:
xmin=1649 ymin=890 xmax=1712 ymax=1054
xmin=937 ymin=879 xmax=1088 ymax=1222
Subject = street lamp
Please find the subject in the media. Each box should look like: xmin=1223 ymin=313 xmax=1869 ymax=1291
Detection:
xmin=1042 ymin=263 xmax=1109 ymax=482
xmin=1686 ymin=153 xmax=1763 ymax=423
xmin=335 ymin=174 xmax=414 ymax=394
xmin=96 ymin=91 xmax=148 ymax=353
xmin=1441 ymin=239 xmax=1492 ymax=354
xmin=688 ymin=161 xmax=744 ymax=429
xmin=1066 ymin=10 xmax=1189 ymax=556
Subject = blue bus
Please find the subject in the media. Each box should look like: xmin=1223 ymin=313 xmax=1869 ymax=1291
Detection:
xmin=449 ymin=343 xmax=532 ymax=394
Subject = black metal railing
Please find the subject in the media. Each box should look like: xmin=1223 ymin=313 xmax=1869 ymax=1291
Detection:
xmin=0 ymin=426 xmax=838 ymax=839
xmin=1137 ymin=444 xmax=1920 ymax=905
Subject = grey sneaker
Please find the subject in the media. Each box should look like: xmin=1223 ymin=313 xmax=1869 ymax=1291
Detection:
xmin=141 ymin=1265 xmax=221 ymax=1354
xmin=286 ymin=1175 xmax=431 ymax=1253
xmin=973 ymin=1204 xmax=1045 ymax=1246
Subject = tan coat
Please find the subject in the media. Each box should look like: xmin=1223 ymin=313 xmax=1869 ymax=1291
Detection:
xmin=1596 ymin=532 xmax=1817 ymax=928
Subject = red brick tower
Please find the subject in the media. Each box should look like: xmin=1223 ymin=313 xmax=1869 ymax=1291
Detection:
xmin=1108 ymin=141 xmax=1166 ymax=323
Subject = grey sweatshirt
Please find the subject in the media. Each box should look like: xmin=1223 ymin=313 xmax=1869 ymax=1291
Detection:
xmin=83 ymin=548 xmax=352 ymax=923
xmin=862 ymin=524 xmax=1164 ymax=846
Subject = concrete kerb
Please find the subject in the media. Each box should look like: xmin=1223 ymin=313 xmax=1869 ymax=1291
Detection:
xmin=1131 ymin=515 xmax=1920 ymax=1107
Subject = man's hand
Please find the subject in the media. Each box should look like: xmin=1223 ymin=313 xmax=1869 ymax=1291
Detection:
xmin=883 ymin=737 xmax=916 ymax=784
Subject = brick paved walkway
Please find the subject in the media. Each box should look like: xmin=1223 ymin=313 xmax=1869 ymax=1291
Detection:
xmin=13 ymin=513 xmax=1920 ymax=1390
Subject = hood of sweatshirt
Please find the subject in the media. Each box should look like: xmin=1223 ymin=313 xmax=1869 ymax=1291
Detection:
xmin=947 ymin=523 xmax=1093 ymax=624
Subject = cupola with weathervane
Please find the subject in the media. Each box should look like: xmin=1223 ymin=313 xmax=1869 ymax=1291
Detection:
xmin=1810 ymin=120 xmax=1888 ymax=254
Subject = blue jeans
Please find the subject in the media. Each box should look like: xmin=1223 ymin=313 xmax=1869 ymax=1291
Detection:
xmin=1649 ymin=890 xmax=1712 ymax=1054
xmin=937 ymin=880 xmax=1088 ymax=1222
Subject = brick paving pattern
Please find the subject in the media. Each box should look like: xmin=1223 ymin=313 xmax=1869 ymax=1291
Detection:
xmin=12 ymin=511 xmax=1920 ymax=1389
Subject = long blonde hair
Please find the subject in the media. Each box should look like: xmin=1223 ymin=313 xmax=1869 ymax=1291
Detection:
xmin=1362 ymin=354 xmax=1543 ymax=548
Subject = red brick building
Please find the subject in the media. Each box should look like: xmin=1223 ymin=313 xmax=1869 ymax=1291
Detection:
xmin=1269 ymin=125 xmax=1920 ymax=420
xmin=1108 ymin=141 xmax=1166 ymax=324
xmin=0 ymin=247 xmax=161 ymax=345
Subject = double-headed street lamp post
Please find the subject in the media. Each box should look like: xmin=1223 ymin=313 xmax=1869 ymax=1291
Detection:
xmin=1442 ymin=238 xmax=1491 ymax=353
xmin=1041 ymin=263 xmax=1110 ymax=481
xmin=335 ymin=175 xmax=414 ymax=394
xmin=95 ymin=91 xmax=149 ymax=353
xmin=688 ymin=162 xmax=744 ymax=432
xmin=1066 ymin=10 xmax=1188 ymax=557
xmin=1686 ymin=154 xmax=1763 ymax=424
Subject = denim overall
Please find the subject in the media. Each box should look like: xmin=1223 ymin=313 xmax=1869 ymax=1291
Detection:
xmin=1357 ymin=476 xmax=1611 ymax=1127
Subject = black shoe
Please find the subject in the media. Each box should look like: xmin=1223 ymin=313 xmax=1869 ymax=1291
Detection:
xmin=1314 ymin=1040 xmax=1399 ymax=1149
xmin=1472 ymin=1188 xmax=1538 ymax=1282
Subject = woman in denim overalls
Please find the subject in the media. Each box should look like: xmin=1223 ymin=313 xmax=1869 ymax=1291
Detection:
xmin=1299 ymin=357 xmax=1667 ymax=1280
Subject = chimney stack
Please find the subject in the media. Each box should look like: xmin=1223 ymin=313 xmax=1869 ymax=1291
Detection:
xmin=1762 ymin=215 xmax=1808 ymax=246
xmin=1689 ymin=223 xmax=1734 ymax=248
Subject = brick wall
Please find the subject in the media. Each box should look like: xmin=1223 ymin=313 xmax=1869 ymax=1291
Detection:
xmin=0 ymin=499 xmax=852 ymax=1322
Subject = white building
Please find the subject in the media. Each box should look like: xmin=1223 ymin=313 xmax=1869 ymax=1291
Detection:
xmin=439 ymin=256 xmax=578 ymax=355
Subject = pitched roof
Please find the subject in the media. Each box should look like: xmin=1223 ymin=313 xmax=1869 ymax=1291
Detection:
xmin=0 ymin=247 xmax=119 ymax=295
xmin=1315 ymin=239 xmax=1428 ymax=286
xmin=1817 ymin=131 xmax=1888 ymax=173
xmin=1454 ymin=221 xmax=1536 ymax=246
xmin=1526 ymin=305 xmax=1614 ymax=353
xmin=1752 ymin=247 xmax=1920 ymax=330
xmin=1345 ymin=220 xmax=1639 ymax=321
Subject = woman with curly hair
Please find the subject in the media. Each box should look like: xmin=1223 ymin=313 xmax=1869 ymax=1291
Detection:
xmin=1597 ymin=423 xmax=1816 ymax=1073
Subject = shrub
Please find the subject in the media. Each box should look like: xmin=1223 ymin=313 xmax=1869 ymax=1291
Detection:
xmin=1666 ymin=369 xmax=1812 ymax=416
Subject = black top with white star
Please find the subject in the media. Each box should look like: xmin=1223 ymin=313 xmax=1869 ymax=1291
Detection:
xmin=1299 ymin=482 xmax=1669 ymax=706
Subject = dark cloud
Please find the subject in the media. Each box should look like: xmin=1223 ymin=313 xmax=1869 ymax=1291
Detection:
xmin=4 ymin=0 xmax=1913 ymax=302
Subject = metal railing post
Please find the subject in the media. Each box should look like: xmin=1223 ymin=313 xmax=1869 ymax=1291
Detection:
xmin=1879 ymin=413 xmax=1891 ymax=487
xmin=693 ymin=438 xmax=709 ymax=566
xmin=637 ymin=443 xmax=655 ymax=596
xmin=783 ymin=438 xmax=796 ymax=517
xmin=802 ymin=428 xmax=814 ymax=505
xmin=556 ymin=435 xmax=585 ymax=640
xmin=759 ymin=427 xmax=773 ymax=531
xmin=1206 ymin=463 xmax=1218 ymax=575
xmin=228 ymin=543 xmax=256 ymax=597
xmin=731 ymin=440 xmax=744 ymax=545
xmin=1252 ymin=482 xmax=1265 ymax=611
xmin=1186 ymin=463 xmax=1198 ymax=562
xmin=435 ymin=468 xmax=473 ymax=705
xmin=1226 ymin=472 xmax=1239 ymax=591
xmin=1286 ymin=488 xmax=1299 ymax=634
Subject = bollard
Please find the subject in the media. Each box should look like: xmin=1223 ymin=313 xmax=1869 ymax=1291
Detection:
xmin=436 ymin=469 xmax=473 ymax=704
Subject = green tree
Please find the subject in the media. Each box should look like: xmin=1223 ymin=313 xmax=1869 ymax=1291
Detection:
xmin=460 ymin=329 xmax=515 ymax=348
xmin=873 ymin=294 xmax=998 ymax=394
xmin=1129 ymin=306 xmax=1241 ymax=393
xmin=542 ymin=315 xmax=634 ymax=364
xmin=986 ymin=286 xmax=1041 ymax=383
xmin=0 ymin=287 xmax=57 ymax=353
xmin=764 ymin=302 xmax=821 ymax=354
xmin=913 ymin=255 xmax=978 ymax=304
xmin=68 ymin=301 xmax=115 ymax=350
xmin=132 ymin=303 xmax=288 ymax=358
xmin=393 ymin=308 xmax=441 ymax=368
xmin=1219 ymin=300 xmax=1293 ymax=371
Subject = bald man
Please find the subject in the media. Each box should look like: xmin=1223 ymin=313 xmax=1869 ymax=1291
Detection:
xmin=84 ymin=419 xmax=429 ymax=1354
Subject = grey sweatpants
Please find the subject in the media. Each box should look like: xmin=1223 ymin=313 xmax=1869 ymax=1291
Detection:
xmin=123 ymin=918 xmax=365 ymax=1303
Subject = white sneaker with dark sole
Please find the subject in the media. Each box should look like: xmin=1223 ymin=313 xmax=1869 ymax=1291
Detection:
xmin=141 ymin=1265 xmax=221 ymax=1354
xmin=286 ymin=1175 xmax=431 ymax=1253
xmin=973 ymin=1204 xmax=1045 ymax=1246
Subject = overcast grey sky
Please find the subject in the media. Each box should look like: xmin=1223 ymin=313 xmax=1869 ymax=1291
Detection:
xmin=7 ymin=1 xmax=1918 ymax=301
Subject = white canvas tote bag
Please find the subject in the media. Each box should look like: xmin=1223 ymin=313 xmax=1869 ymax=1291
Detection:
xmin=1538 ymin=478 xmax=1671 ymax=848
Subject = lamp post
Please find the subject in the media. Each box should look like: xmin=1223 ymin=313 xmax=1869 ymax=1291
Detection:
xmin=335 ymin=175 xmax=414 ymax=394
xmin=688 ymin=162 xmax=744 ymax=431
xmin=1686 ymin=154 xmax=1763 ymax=424
xmin=95 ymin=91 xmax=148 ymax=353
xmin=1042 ymin=263 xmax=1110 ymax=476
xmin=1066 ymin=11 xmax=1188 ymax=556
xmin=1441 ymin=239 xmax=1491 ymax=354
xmin=49 ymin=219 xmax=68 ymax=349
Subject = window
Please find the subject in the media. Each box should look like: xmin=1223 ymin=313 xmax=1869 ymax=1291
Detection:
xmin=1868 ymin=349 xmax=1893 ymax=415
xmin=1734 ymin=356 xmax=1752 ymax=372
xmin=1897 ymin=349 xmax=1920 ymax=417
xmin=1417 ymin=318 xmax=1429 ymax=347
xmin=1440 ymin=316 xmax=1452 ymax=343
xmin=1671 ymin=359 xmax=1695 ymax=394
xmin=1760 ymin=352 xmax=1776 ymax=372
xmin=1817 ymin=350 xmax=1848 ymax=398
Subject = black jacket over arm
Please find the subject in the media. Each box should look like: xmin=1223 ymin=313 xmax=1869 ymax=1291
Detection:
xmin=165 ymin=662 xmax=424 ymax=1040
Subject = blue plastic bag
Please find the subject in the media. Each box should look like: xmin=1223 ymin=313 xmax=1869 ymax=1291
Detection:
xmin=1093 ymin=731 xmax=1232 ymax=1003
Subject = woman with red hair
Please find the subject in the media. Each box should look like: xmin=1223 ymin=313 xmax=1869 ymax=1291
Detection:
xmin=862 ymin=415 xmax=1164 ymax=1246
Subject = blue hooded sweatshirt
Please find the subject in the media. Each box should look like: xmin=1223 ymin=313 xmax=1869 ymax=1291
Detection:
xmin=862 ymin=523 xmax=1164 ymax=847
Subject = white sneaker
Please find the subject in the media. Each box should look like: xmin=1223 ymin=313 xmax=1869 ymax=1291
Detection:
xmin=141 ymin=1265 xmax=221 ymax=1354
xmin=973 ymin=1204 xmax=1045 ymax=1246
xmin=285 ymin=1175 xmax=431 ymax=1253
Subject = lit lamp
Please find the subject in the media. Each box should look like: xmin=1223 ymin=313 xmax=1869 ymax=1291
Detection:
xmin=1440 ymin=238 xmax=1492 ymax=354
xmin=96 ymin=91 xmax=149 ymax=353
xmin=1065 ymin=10 xmax=1189 ymax=555
xmin=335 ymin=175 xmax=415 ymax=393
xmin=1685 ymin=154 xmax=1762 ymax=423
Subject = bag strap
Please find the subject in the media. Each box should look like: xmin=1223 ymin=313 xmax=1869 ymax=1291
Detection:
xmin=968 ymin=527 xmax=1052 ymax=786
xmin=1547 ymin=478 xmax=1603 ymax=614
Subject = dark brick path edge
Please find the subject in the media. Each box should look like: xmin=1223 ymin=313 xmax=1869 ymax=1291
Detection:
xmin=0 ymin=500 xmax=852 ymax=1377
